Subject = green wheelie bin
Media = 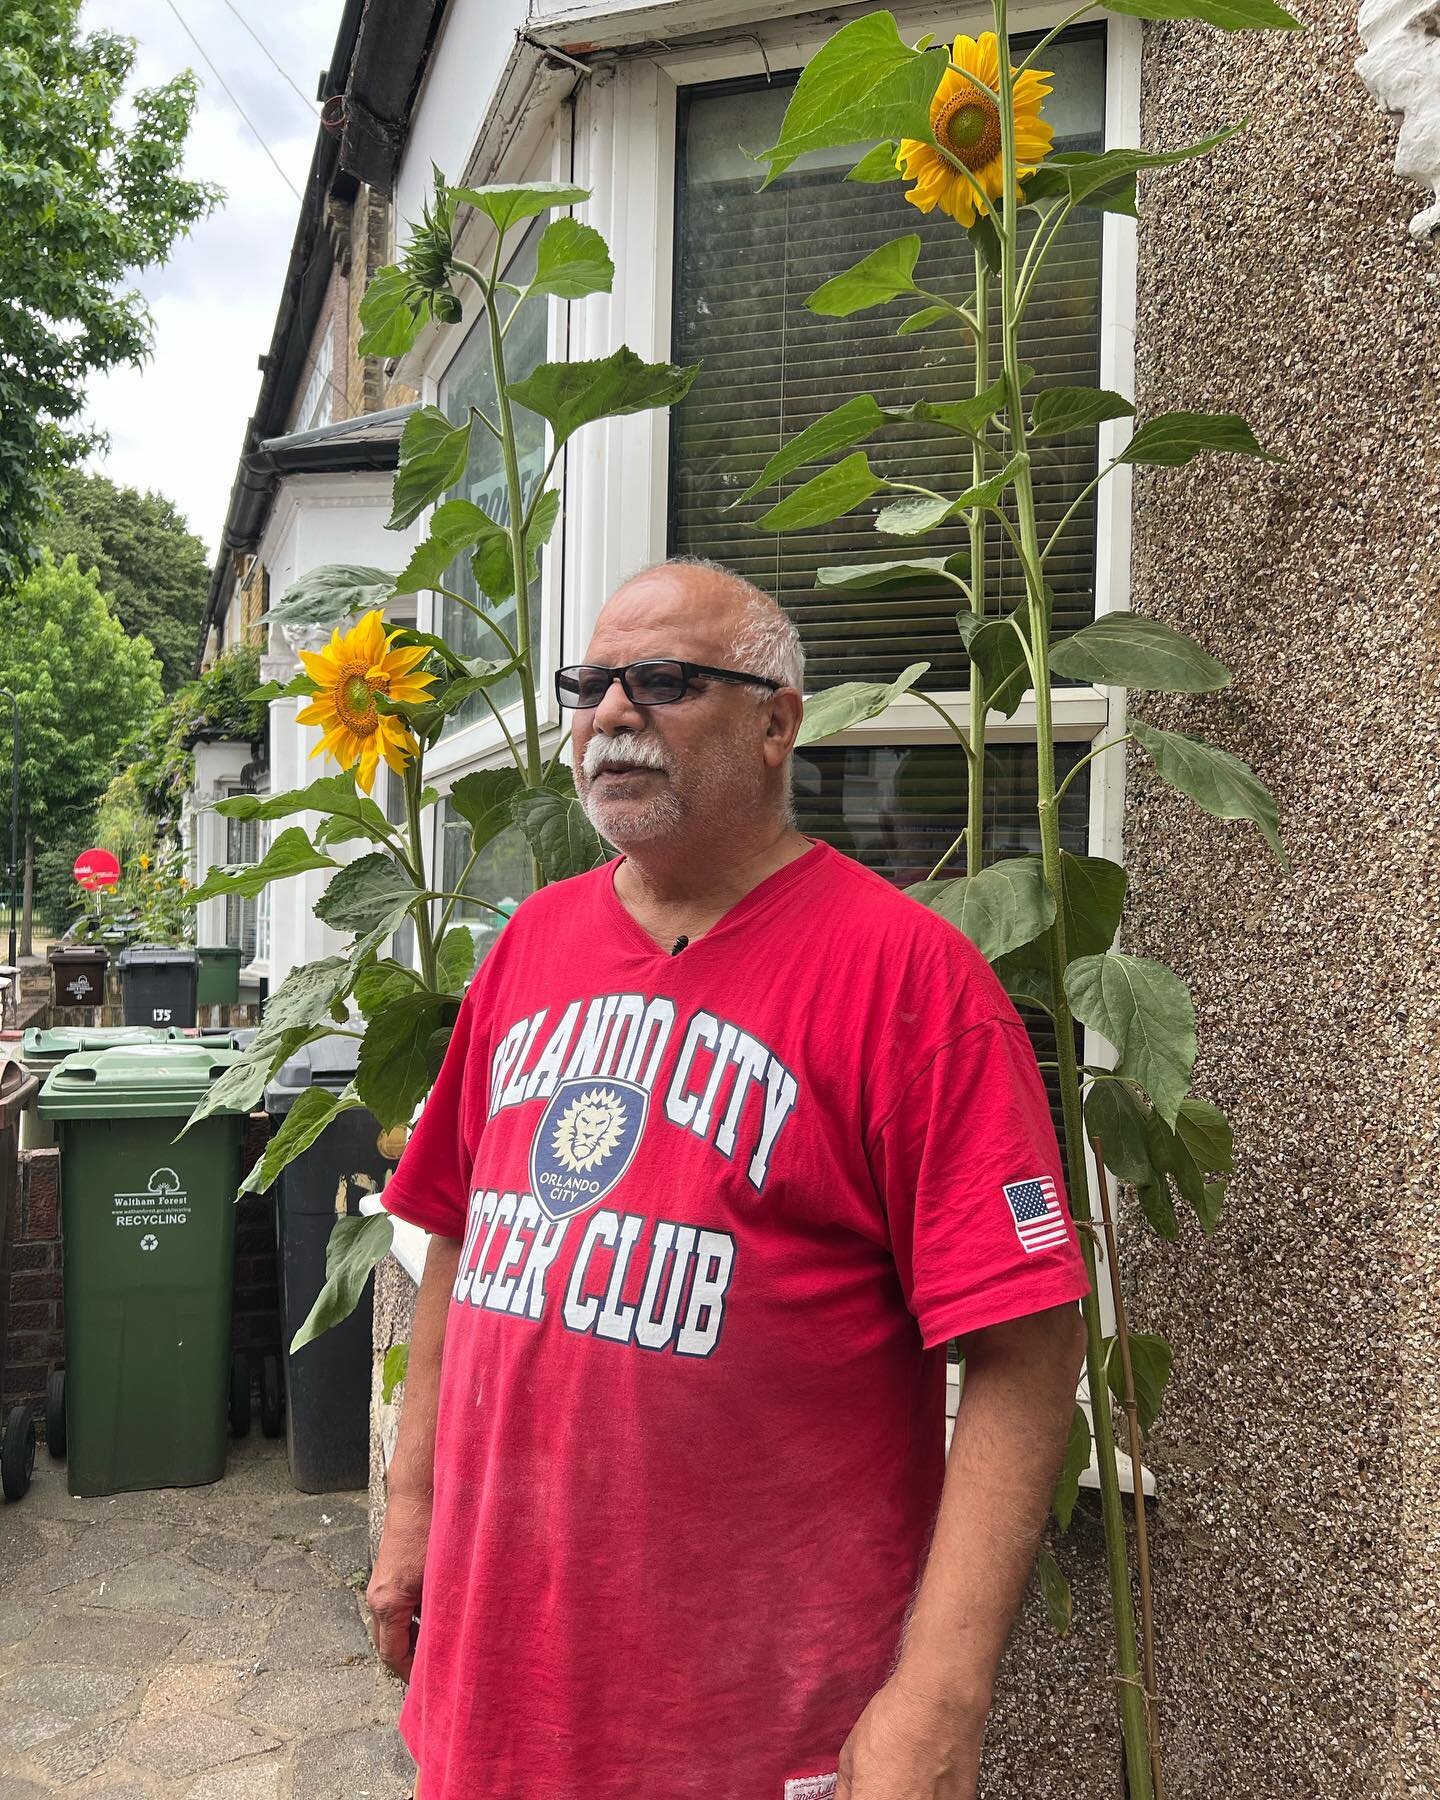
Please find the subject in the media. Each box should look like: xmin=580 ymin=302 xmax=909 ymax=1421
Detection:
xmin=37 ymin=1042 xmax=249 ymax=1497
xmin=19 ymin=1027 xmax=169 ymax=1152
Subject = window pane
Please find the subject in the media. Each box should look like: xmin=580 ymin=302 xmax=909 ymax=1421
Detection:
xmin=794 ymin=743 xmax=1090 ymax=1149
xmin=438 ymin=803 xmax=533 ymax=965
xmin=670 ymin=29 xmax=1106 ymax=690
xmin=438 ymin=224 xmax=549 ymax=733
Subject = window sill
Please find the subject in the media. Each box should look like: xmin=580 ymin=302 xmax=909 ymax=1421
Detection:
xmin=360 ymin=1193 xmax=428 ymax=1286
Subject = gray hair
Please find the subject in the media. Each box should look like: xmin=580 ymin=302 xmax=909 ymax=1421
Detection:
xmin=643 ymin=556 xmax=805 ymax=696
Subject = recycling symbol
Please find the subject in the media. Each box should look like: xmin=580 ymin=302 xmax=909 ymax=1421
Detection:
xmin=140 ymin=1234 xmax=159 ymax=1252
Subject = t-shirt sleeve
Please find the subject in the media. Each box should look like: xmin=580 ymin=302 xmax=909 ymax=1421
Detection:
xmin=868 ymin=1015 xmax=1092 ymax=1346
xmin=381 ymin=976 xmax=487 ymax=1241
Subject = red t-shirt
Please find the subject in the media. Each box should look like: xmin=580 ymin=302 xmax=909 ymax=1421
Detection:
xmin=383 ymin=841 xmax=1090 ymax=1800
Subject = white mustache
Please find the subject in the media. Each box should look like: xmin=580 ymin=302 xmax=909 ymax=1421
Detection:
xmin=581 ymin=733 xmax=672 ymax=780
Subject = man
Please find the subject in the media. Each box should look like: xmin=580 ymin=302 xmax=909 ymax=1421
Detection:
xmin=371 ymin=558 xmax=1090 ymax=1800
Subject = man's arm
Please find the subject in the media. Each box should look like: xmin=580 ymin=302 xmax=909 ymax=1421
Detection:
xmin=367 ymin=1232 xmax=463 ymax=1682
xmin=837 ymin=1301 xmax=1088 ymax=1799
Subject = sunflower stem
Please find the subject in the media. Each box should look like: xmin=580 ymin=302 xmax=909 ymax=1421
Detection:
xmin=485 ymin=228 xmax=546 ymax=805
xmin=967 ymin=241 xmax=991 ymax=878
xmin=993 ymin=3 xmax=1156 ymax=1792
xmin=1056 ymin=734 xmax=1131 ymax=806
xmin=404 ymin=757 xmax=438 ymax=989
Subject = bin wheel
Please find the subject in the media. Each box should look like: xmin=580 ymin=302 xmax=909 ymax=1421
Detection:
xmin=1 ymin=1404 xmax=36 ymax=1501
xmin=229 ymin=1351 xmax=251 ymax=1439
xmin=260 ymin=1353 xmax=284 ymax=1439
xmin=45 ymin=1371 xmax=65 ymax=1460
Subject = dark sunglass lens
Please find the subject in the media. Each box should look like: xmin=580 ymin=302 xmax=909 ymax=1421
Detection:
xmin=628 ymin=661 xmax=686 ymax=704
xmin=558 ymin=669 xmax=612 ymax=709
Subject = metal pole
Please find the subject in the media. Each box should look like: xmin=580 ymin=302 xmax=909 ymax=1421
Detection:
xmin=0 ymin=690 xmax=16 ymax=1025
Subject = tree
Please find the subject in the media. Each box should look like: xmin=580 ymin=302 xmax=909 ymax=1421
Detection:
xmin=0 ymin=2 xmax=220 ymax=590
xmin=0 ymin=552 xmax=163 ymax=949
xmin=38 ymin=468 xmax=209 ymax=690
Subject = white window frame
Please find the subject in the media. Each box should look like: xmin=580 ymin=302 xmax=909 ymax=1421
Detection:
xmin=298 ymin=323 xmax=335 ymax=434
xmin=414 ymin=127 xmax=573 ymax=794
xmin=411 ymin=5 xmax=1142 ymax=1344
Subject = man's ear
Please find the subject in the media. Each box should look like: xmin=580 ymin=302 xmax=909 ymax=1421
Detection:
xmin=762 ymin=688 xmax=804 ymax=768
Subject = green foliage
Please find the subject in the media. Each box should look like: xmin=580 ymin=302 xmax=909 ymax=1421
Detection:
xmin=36 ymin=468 xmax=209 ymax=691
xmin=290 ymin=1213 xmax=394 ymax=1355
xmin=381 ymin=1342 xmax=410 ymax=1404
xmin=505 ymin=348 xmax=700 ymax=449
xmin=751 ymin=14 xmax=946 ymax=184
xmin=795 ymin=662 xmax=928 ymax=746
xmin=0 ymin=1 xmax=220 ymax=589
xmin=911 ymin=859 xmax=1055 ymax=963
xmin=185 ymin=826 xmax=335 ymax=905
xmin=0 ymin=552 xmax=163 ymax=837
xmin=1036 ymin=1547 xmax=1073 ymax=1638
xmin=129 ymin=646 xmax=268 ymax=827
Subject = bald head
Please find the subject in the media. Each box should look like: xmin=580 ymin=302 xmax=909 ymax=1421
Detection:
xmin=599 ymin=559 xmax=805 ymax=697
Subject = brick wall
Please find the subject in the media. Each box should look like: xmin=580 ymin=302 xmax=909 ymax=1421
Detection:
xmin=1 ymin=1148 xmax=62 ymax=1418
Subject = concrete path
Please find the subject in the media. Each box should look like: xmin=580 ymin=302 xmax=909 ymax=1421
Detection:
xmin=0 ymin=1435 xmax=413 ymax=1798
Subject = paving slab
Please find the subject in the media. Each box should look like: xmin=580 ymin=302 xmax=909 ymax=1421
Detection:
xmin=290 ymin=1722 xmax=415 ymax=1799
xmin=0 ymin=1437 xmax=406 ymax=1796
xmin=182 ymin=1762 xmax=285 ymax=1800
xmin=260 ymin=1586 xmax=372 ymax=1671
xmin=127 ymin=1711 xmax=283 ymax=1779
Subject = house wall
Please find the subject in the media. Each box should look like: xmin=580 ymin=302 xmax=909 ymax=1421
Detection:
xmin=1005 ymin=4 xmax=1434 ymax=1797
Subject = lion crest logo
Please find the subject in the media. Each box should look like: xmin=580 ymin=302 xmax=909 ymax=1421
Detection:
xmin=530 ymin=1077 xmax=647 ymax=1222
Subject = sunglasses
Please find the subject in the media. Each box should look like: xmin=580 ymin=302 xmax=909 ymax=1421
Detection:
xmin=554 ymin=659 xmax=782 ymax=710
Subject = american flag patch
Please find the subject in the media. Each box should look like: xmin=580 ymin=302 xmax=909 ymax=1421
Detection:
xmin=1003 ymin=1175 xmax=1068 ymax=1253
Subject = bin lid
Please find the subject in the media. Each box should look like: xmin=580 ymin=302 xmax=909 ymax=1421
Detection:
xmin=46 ymin=945 xmax=108 ymax=964
xmin=116 ymin=943 xmax=198 ymax=969
xmin=267 ymin=1036 xmax=360 ymax=1113
xmin=23 ymin=1026 xmax=165 ymax=1066
xmin=197 ymin=944 xmax=244 ymax=962
xmin=37 ymin=1042 xmax=248 ymax=1120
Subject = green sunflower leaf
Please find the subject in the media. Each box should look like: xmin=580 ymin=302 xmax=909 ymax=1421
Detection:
xmin=528 ymin=217 xmax=615 ymax=300
xmin=1120 ymin=409 xmax=1275 ymax=468
xmin=751 ymin=15 xmax=946 ymax=185
xmin=1099 ymin=0 xmax=1299 ymax=28
xmin=291 ymin=1213 xmax=395 ymax=1354
xmin=1050 ymin=614 xmax=1231 ymax=693
xmin=1030 ymin=386 xmax=1135 ymax=438
xmin=806 ymin=235 xmax=922 ymax=317
xmin=797 ymin=661 xmax=929 ymax=746
xmin=446 ymin=181 xmax=590 ymax=235
xmin=755 ymin=453 xmax=884 ymax=532
xmin=506 ymin=348 xmax=699 ymax=449
xmin=387 ymin=407 xmax=472 ymax=531
xmin=184 ymin=827 xmax=336 ymax=905
xmin=1065 ymin=951 xmax=1197 ymax=1128
xmin=846 ymin=141 xmax=902 ymax=183
xmin=735 ymin=396 xmax=905 ymax=506
xmin=1036 ymin=1547 xmax=1073 ymax=1638
xmin=1129 ymin=720 xmax=1288 ymax=868
xmin=1052 ymin=1406 xmax=1093 ymax=1533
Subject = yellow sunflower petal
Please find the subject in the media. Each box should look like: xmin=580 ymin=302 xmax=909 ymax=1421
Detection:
xmin=299 ymin=648 xmax=339 ymax=685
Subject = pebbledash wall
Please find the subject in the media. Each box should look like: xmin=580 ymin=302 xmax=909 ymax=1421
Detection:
xmin=360 ymin=5 xmax=1438 ymax=1798
xmin=972 ymin=2 xmax=1437 ymax=1796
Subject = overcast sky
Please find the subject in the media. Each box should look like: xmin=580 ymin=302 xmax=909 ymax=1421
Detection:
xmin=80 ymin=0 xmax=344 ymax=558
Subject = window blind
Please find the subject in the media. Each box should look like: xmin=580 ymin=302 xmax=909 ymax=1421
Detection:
xmin=794 ymin=742 xmax=1090 ymax=1150
xmin=670 ymin=30 xmax=1107 ymax=691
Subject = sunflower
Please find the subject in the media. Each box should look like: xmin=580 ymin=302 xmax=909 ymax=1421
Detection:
xmin=296 ymin=610 xmax=438 ymax=793
xmin=896 ymin=33 xmax=1054 ymax=229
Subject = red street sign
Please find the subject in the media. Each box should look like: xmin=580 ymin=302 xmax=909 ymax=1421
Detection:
xmin=74 ymin=848 xmax=120 ymax=891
